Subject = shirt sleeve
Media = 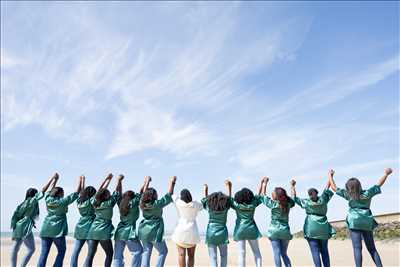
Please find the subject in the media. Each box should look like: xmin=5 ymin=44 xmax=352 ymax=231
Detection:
xmin=294 ymin=196 xmax=306 ymax=208
xmin=34 ymin=192 xmax=45 ymax=201
xmin=321 ymin=189 xmax=334 ymax=203
xmin=153 ymin=193 xmax=173 ymax=208
xmin=288 ymin=197 xmax=295 ymax=208
xmin=364 ymin=185 xmax=382 ymax=198
xmin=253 ymin=195 xmax=262 ymax=207
xmin=261 ymin=196 xmax=278 ymax=209
xmin=172 ymin=194 xmax=179 ymax=203
xmin=201 ymin=197 xmax=208 ymax=210
xmin=10 ymin=205 xmax=22 ymax=229
xmin=336 ymin=188 xmax=350 ymax=200
xmin=132 ymin=193 xmax=142 ymax=206
xmin=110 ymin=191 xmax=121 ymax=206
xmin=230 ymin=197 xmax=238 ymax=210
xmin=59 ymin=192 xmax=79 ymax=206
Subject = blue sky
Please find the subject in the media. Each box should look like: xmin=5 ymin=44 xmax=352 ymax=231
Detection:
xmin=1 ymin=2 xmax=399 ymax=233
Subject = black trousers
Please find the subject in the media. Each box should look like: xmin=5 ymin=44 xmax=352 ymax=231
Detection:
xmin=84 ymin=239 xmax=113 ymax=267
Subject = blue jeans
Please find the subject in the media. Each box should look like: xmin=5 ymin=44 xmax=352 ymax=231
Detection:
xmin=11 ymin=233 xmax=35 ymax=267
xmin=237 ymin=239 xmax=262 ymax=267
xmin=70 ymin=239 xmax=87 ymax=267
xmin=270 ymin=239 xmax=292 ymax=267
xmin=307 ymin=239 xmax=330 ymax=267
xmin=37 ymin=236 xmax=66 ymax=267
xmin=207 ymin=244 xmax=228 ymax=267
xmin=350 ymin=230 xmax=383 ymax=267
xmin=141 ymin=241 xmax=168 ymax=267
xmin=84 ymin=239 xmax=114 ymax=267
xmin=113 ymin=239 xmax=143 ymax=267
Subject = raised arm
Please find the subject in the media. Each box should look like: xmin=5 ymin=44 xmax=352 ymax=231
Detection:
xmin=204 ymin=184 xmax=208 ymax=197
xmin=377 ymin=168 xmax=393 ymax=187
xmin=41 ymin=173 xmax=58 ymax=193
xmin=324 ymin=179 xmax=331 ymax=190
xmin=290 ymin=179 xmax=297 ymax=197
xmin=328 ymin=169 xmax=337 ymax=192
xmin=76 ymin=175 xmax=84 ymax=193
xmin=225 ymin=179 xmax=232 ymax=197
xmin=261 ymin=177 xmax=269 ymax=195
xmin=258 ymin=178 xmax=264 ymax=195
xmin=140 ymin=176 xmax=151 ymax=194
xmin=99 ymin=173 xmax=113 ymax=190
xmin=168 ymin=176 xmax=177 ymax=194
xmin=116 ymin=174 xmax=124 ymax=194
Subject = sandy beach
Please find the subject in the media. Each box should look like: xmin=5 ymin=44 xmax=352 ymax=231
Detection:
xmin=1 ymin=237 xmax=399 ymax=267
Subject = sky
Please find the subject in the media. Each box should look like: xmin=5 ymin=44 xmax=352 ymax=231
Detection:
xmin=1 ymin=2 xmax=399 ymax=234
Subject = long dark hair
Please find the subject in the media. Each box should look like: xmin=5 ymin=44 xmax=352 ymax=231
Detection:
xmin=275 ymin=187 xmax=290 ymax=213
xmin=345 ymin=178 xmax=362 ymax=200
xmin=140 ymin=188 xmax=158 ymax=209
xmin=94 ymin=188 xmax=111 ymax=207
xmin=25 ymin=188 xmax=39 ymax=219
xmin=79 ymin=186 xmax=96 ymax=203
xmin=120 ymin=190 xmax=135 ymax=216
xmin=49 ymin=187 xmax=64 ymax=198
xmin=180 ymin=189 xmax=192 ymax=203
xmin=234 ymin=188 xmax=254 ymax=204
xmin=207 ymin=192 xmax=230 ymax=212
xmin=308 ymin=188 xmax=319 ymax=202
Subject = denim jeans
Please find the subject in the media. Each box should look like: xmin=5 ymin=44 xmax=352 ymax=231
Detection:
xmin=207 ymin=244 xmax=228 ymax=267
xmin=306 ymin=238 xmax=330 ymax=267
xmin=70 ymin=239 xmax=87 ymax=267
xmin=37 ymin=236 xmax=66 ymax=267
xmin=237 ymin=239 xmax=262 ymax=267
xmin=350 ymin=230 xmax=383 ymax=267
xmin=141 ymin=241 xmax=168 ymax=267
xmin=270 ymin=239 xmax=291 ymax=267
xmin=113 ymin=239 xmax=143 ymax=267
xmin=84 ymin=239 xmax=114 ymax=267
xmin=11 ymin=233 xmax=35 ymax=267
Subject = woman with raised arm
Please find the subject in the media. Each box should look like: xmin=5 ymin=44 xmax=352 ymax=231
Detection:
xmin=230 ymin=179 xmax=264 ymax=267
xmin=202 ymin=181 xmax=232 ymax=267
xmin=328 ymin=168 xmax=393 ymax=267
xmin=171 ymin=186 xmax=203 ymax=267
xmin=260 ymin=177 xmax=295 ymax=267
xmin=291 ymin=178 xmax=335 ymax=267
xmin=84 ymin=173 xmax=123 ymax=267
xmin=113 ymin=176 xmax=150 ymax=267
xmin=70 ymin=176 xmax=97 ymax=267
xmin=38 ymin=174 xmax=82 ymax=267
xmin=138 ymin=176 xmax=177 ymax=267
xmin=10 ymin=173 xmax=58 ymax=267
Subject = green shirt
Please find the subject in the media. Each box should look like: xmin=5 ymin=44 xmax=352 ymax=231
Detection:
xmin=202 ymin=197 xmax=231 ymax=245
xmin=87 ymin=191 xmax=121 ymax=240
xmin=138 ymin=193 xmax=172 ymax=243
xmin=11 ymin=192 xmax=44 ymax=240
xmin=74 ymin=197 xmax=96 ymax=240
xmin=231 ymin=195 xmax=262 ymax=241
xmin=294 ymin=189 xmax=336 ymax=240
xmin=336 ymin=185 xmax=381 ymax=231
xmin=114 ymin=193 xmax=141 ymax=240
xmin=262 ymin=196 xmax=295 ymax=240
xmin=40 ymin=192 xmax=79 ymax=238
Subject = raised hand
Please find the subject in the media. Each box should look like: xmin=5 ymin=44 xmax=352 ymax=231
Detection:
xmin=384 ymin=168 xmax=393 ymax=176
xmin=106 ymin=173 xmax=113 ymax=180
xmin=262 ymin=177 xmax=269 ymax=184
xmin=170 ymin=176 xmax=177 ymax=183
xmin=203 ymin=184 xmax=208 ymax=189
xmin=117 ymin=174 xmax=125 ymax=181
xmin=224 ymin=179 xmax=232 ymax=187
xmin=329 ymin=169 xmax=335 ymax=177
xmin=145 ymin=176 xmax=152 ymax=183
xmin=54 ymin=172 xmax=59 ymax=180
xmin=290 ymin=179 xmax=296 ymax=187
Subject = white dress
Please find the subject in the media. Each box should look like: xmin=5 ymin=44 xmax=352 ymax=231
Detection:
xmin=171 ymin=195 xmax=203 ymax=246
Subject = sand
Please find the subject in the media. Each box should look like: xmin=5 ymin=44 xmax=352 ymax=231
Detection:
xmin=1 ymin=237 xmax=399 ymax=266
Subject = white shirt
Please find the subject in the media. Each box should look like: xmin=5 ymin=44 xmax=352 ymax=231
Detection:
xmin=171 ymin=195 xmax=203 ymax=245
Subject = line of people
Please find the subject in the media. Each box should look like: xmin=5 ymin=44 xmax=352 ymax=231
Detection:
xmin=10 ymin=168 xmax=393 ymax=267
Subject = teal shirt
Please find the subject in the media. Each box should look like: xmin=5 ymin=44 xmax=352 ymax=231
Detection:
xmin=294 ymin=189 xmax=336 ymax=240
xmin=87 ymin=191 xmax=120 ymax=240
xmin=40 ymin=192 xmax=79 ymax=238
xmin=262 ymin=196 xmax=295 ymax=240
xmin=336 ymin=185 xmax=381 ymax=231
xmin=231 ymin=195 xmax=262 ymax=241
xmin=114 ymin=193 xmax=141 ymax=240
xmin=202 ymin=197 xmax=231 ymax=245
xmin=138 ymin=193 xmax=172 ymax=243
xmin=11 ymin=192 xmax=44 ymax=240
xmin=74 ymin=197 xmax=96 ymax=240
